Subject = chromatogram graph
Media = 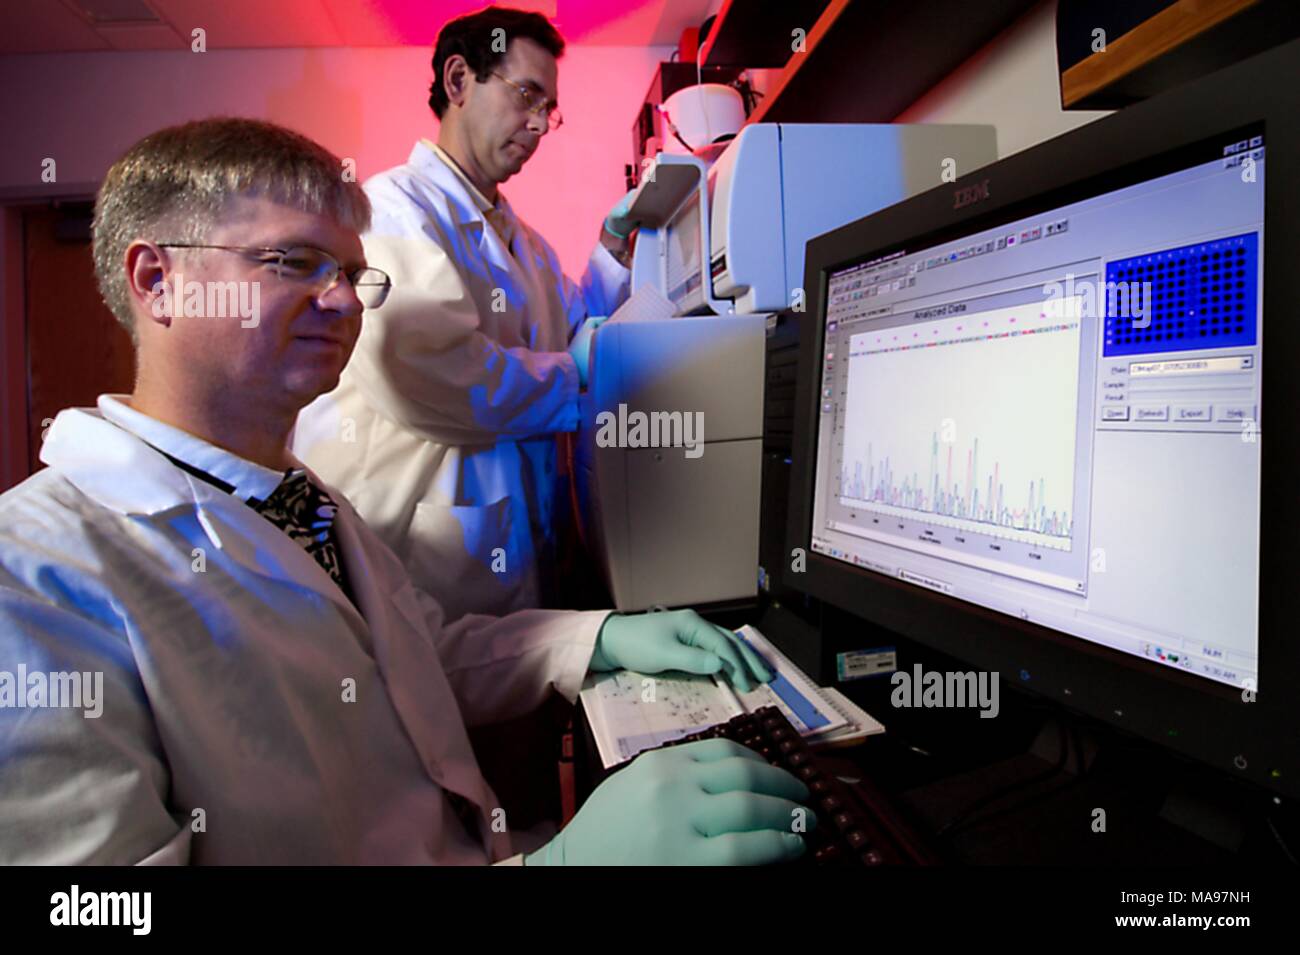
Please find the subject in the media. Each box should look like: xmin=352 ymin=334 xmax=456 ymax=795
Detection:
xmin=842 ymin=435 xmax=1073 ymax=537
xmin=839 ymin=300 xmax=1082 ymax=551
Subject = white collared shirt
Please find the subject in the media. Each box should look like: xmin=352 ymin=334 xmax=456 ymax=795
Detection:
xmin=97 ymin=395 xmax=285 ymax=503
xmin=422 ymin=138 xmax=518 ymax=250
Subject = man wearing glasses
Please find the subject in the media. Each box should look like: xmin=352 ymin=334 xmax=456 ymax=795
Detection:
xmin=293 ymin=6 xmax=636 ymax=621
xmin=0 ymin=117 xmax=809 ymax=865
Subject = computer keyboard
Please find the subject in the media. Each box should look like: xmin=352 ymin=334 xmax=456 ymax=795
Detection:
xmin=656 ymin=706 xmax=939 ymax=865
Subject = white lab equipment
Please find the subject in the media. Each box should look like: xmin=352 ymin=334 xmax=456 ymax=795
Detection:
xmin=659 ymin=83 xmax=747 ymax=155
xmin=579 ymin=123 xmax=997 ymax=612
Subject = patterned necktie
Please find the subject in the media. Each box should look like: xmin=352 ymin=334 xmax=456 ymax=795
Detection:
xmin=484 ymin=203 xmax=517 ymax=257
xmin=249 ymin=470 xmax=357 ymax=607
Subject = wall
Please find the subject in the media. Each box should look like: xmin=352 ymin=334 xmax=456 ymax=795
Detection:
xmin=895 ymin=0 xmax=1111 ymax=161
xmin=0 ymin=43 xmax=669 ymax=277
xmin=0 ymin=0 xmax=1118 ymax=277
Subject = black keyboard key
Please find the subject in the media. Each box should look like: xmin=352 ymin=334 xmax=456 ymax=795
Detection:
xmin=814 ymin=843 xmax=843 ymax=864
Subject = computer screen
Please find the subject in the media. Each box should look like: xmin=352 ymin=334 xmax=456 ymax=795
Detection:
xmin=808 ymin=126 xmax=1264 ymax=694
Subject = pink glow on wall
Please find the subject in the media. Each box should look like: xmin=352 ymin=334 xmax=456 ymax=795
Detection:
xmin=0 ymin=1 xmax=709 ymax=53
xmin=344 ymin=1 xmax=691 ymax=47
xmin=0 ymin=40 xmax=671 ymax=276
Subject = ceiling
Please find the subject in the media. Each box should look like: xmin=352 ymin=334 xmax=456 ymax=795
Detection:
xmin=0 ymin=0 xmax=721 ymax=53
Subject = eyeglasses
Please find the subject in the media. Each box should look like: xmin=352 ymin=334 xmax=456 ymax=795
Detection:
xmin=156 ymin=243 xmax=392 ymax=308
xmin=490 ymin=72 xmax=563 ymax=130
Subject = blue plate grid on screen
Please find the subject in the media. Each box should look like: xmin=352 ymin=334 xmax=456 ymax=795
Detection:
xmin=1102 ymin=232 xmax=1258 ymax=357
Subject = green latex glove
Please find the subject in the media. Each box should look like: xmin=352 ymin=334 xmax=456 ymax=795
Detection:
xmin=524 ymin=738 xmax=815 ymax=865
xmin=567 ymin=315 xmax=608 ymax=388
xmin=589 ymin=609 xmax=773 ymax=693
xmin=603 ymin=189 xmax=639 ymax=238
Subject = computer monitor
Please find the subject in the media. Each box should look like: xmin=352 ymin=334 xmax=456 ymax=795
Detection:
xmin=787 ymin=40 xmax=1299 ymax=798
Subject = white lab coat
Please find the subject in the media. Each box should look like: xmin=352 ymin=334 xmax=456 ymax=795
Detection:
xmin=0 ymin=404 xmax=609 ymax=864
xmin=294 ymin=141 xmax=629 ymax=621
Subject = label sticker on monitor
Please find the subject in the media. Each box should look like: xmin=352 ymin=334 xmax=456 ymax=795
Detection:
xmin=837 ymin=648 xmax=898 ymax=682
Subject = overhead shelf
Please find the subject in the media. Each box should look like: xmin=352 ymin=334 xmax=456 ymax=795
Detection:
xmin=1057 ymin=0 xmax=1300 ymax=109
xmin=699 ymin=0 xmax=834 ymax=69
xmin=720 ymin=0 xmax=1040 ymax=124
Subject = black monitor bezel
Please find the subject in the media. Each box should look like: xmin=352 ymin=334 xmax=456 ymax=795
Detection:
xmin=786 ymin=39 xmax=1300 ymax=798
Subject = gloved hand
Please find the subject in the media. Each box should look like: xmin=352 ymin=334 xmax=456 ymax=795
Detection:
xmin=589 ymin=609 xmax=773 ymax=693
xmin=524 ymin=738 xmax=814 ymax=865
xmin=603 ymin=188 xmax=640 ymax=239
xmin=568 ymin=315 xmax=607 ymax=388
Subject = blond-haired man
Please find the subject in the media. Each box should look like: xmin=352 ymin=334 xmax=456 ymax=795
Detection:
xmin=0 ymin=118 xmax=809 ymax=865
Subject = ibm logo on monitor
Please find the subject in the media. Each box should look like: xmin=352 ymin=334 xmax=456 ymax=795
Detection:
xmin=953 ymin=179 xmax=991 ymax=210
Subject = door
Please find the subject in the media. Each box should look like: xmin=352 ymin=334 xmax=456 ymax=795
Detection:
xmin=22 ymin=200 xmax=134 ymax=476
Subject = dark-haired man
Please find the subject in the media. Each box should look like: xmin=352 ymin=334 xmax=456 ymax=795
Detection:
xmin=295 ymin=6 xmax=635 ymax=621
